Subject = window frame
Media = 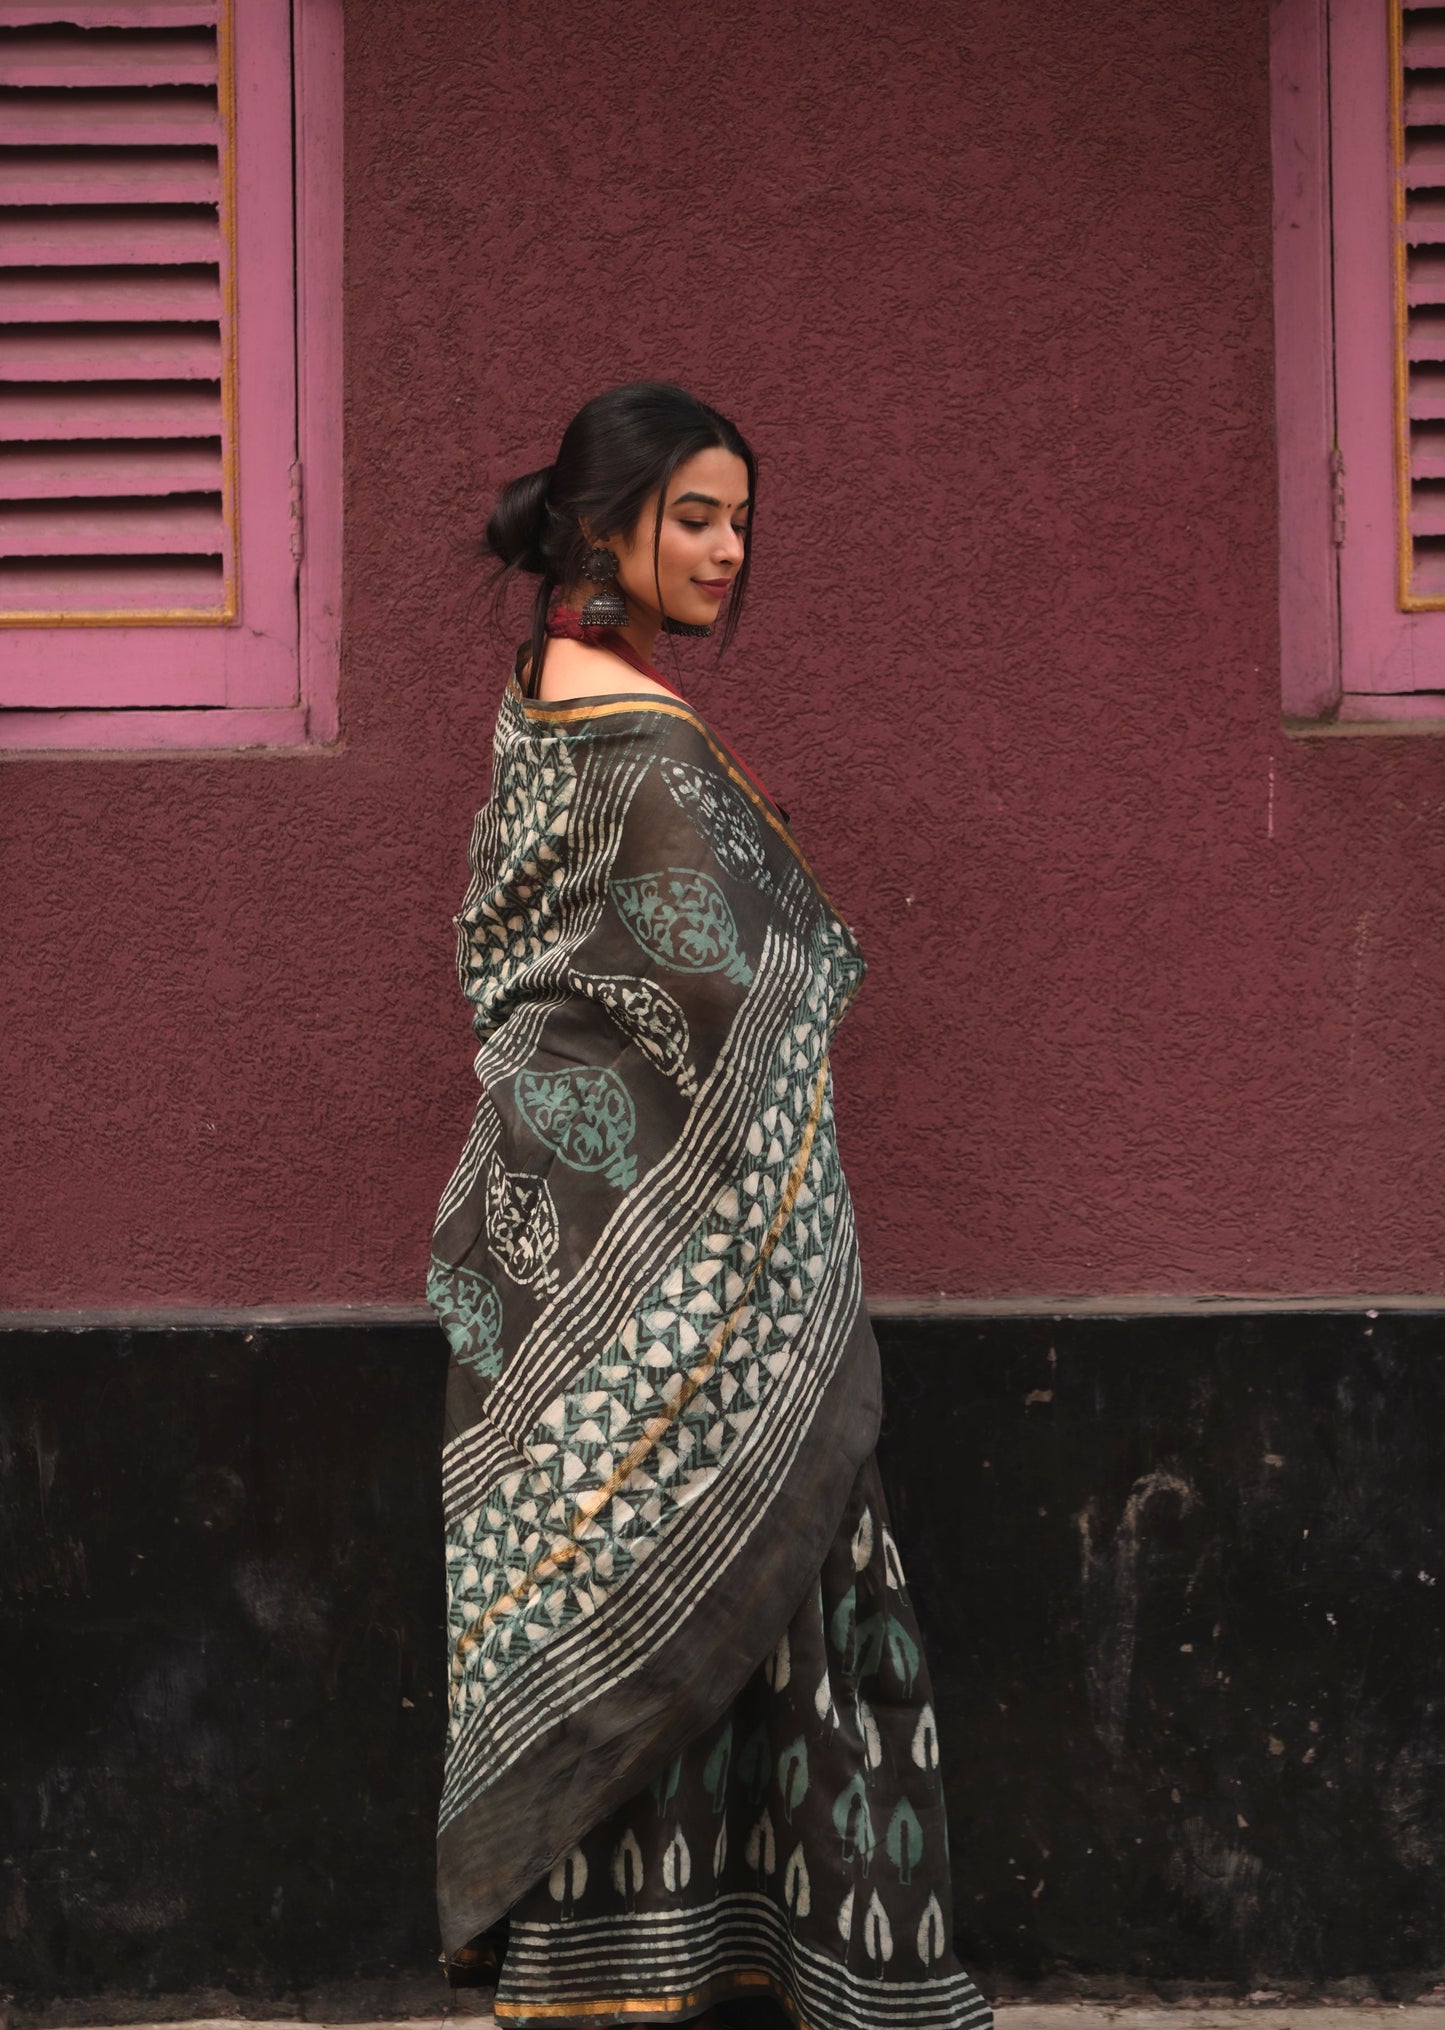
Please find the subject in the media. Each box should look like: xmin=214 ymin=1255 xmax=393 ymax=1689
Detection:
xmin=1273 ymin=0 xmax=1445 ymax=729
xmin=0 ymin=0 xmax=341 ymax=755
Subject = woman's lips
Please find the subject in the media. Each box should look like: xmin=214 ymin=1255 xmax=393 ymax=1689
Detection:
xmin=693 ymin=579 xmax=730 ymax=599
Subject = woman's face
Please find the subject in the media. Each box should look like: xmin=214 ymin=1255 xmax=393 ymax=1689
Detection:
xmin=611 ymin=445 xmax=751 ymax=632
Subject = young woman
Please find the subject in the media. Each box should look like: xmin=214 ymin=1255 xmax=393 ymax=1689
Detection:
xmin=427 ymin=383 xmax=991 ymax=2030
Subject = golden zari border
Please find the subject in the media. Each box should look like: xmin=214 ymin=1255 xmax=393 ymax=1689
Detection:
xmin=491 ymin=1964 xmax=814 ymax=2027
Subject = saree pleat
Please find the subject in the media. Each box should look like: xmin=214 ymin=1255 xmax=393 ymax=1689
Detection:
xmin=427 ymin=675 xmax=991 ymax=2030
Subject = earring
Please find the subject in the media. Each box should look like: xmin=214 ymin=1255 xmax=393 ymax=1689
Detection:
xmin=660 ymin=615 xmax=713 ymax=637
xmin=578 ymin=545 xmax=628 ymax=629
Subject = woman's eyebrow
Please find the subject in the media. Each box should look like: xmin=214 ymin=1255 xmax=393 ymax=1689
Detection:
xmin=670 ymin=491 xmax=752 ymax=510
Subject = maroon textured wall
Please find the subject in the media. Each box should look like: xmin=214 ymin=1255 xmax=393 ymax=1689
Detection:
xmin=5 ymin=0 xmax=1445 ymax=1308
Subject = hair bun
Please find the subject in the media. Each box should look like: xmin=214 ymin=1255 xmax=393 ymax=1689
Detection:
xmin=486 ymin=464 xmax=555 ymax=572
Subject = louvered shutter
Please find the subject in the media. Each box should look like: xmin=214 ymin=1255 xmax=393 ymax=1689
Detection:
xmin=0 ymin=0 xmax=300 ymax=711
xmin=1325 ymin=0 xmax=1445 ymax=706
xmin=1396 ymin=3 xmax=1445 ymax=603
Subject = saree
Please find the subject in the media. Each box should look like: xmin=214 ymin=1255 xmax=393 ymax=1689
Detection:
xmin=427 ymin=666 xmax=992 ymax=2030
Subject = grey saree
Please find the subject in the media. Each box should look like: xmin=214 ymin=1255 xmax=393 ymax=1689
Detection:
xmin=427 ymin=665 xmax=991 ymax=2030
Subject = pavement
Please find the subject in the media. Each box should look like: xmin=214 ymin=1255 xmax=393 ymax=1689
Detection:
xmin=37 ymin=2009 xmax=1445 ymax=2030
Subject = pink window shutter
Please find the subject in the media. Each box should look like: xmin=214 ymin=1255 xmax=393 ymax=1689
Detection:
xmin=1273 ymin=0 xmax=1445 ymax=723
xmin=1323 ymin=0 xmax=1444 ymax=706
xmin=0 ymin=0 xmax=300 ymax=711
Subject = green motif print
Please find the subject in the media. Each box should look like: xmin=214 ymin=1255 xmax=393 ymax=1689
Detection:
xmin=427 ymin=1258 xmax=504 ymax=1380
xmin=515 ymin=1065 xmax=638 ymax=1189
xmin=613 ymin=868 xmax=752 ymax=984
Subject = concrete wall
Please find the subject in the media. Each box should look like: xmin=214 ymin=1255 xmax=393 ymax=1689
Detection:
xmin=7 ymin=1311 xmax=1445 ymax=2008
xmin=5 ymin=0 xmax=1444 ymax=1312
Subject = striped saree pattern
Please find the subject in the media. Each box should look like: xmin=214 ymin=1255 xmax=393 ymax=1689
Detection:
xmin=427 ymin=675 xmax=991 ymax=2030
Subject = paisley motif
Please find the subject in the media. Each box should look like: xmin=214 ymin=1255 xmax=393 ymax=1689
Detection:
xmin=485 ymin=1154 xmax=560 ymax=1292
xmin=426 ymin=1258 xmax=504 ymax=1380
xmin=515 ymin=1065 xmax=638 ymax=1189
xmin=660 ymin=758 xmax=772 ymax=892
xmin=613 ymin=869 xmax=752 ymax=984
xmin=567 ymin=968 xmax=698 ymax=1096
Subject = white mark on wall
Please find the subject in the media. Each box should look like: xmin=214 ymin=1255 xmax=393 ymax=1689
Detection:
xmin=1076 ymin=1469 xmax=1202 ymax=1757
xmin=1267 ymin=757 xmax=1276 ymax=839
xmin=1164 ymin=1814 xmax=1264 ymax=1932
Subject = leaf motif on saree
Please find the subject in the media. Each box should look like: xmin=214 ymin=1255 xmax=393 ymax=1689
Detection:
xmin=885 ymin=1796 xmax=924 ymax=1885
xmin=484 ymin=1154 xmax=560 ymax=1293
xmin=426 ymin=1256 xmax=505 ymax=1380
xmin=514 ymin=1065 xmax=638 ymax=1189
xmin=659 ymin=757 xmax=773 ymax=892
xmin=661 ymin=1826 xmax=691 ymax=1892
xmin=832 ymin=1773 xmax=875 ymax=1869
xmin=612 ymin=1827 xmax=645 ymax=1902
xmin=703 ymin=1722 xmax=733 ymax=1813
xmin=916 ymin=1891 xmax=948 ymax=1966
xmin=566 ymin=968 xmax=698 ymax=1095
xmin=744 ymin=1807 xmax=776 ymax=1878
xmin=911 ymin=1702 xmax=939 ymax=1769
xmin=783 ymin=1842 xmax=811 ymax=1921
xmin=613 ymin=867 xmax=752 ymax=984
xmin=863 ymin=1888 xmax=894 ymax=1964
xmin=777 ymin=1735 xmax=810 ymax=1820
xmin=547 ymin=1846 xmax=587 ymax=1916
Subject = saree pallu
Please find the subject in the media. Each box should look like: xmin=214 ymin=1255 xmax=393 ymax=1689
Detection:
xmin=428 ymin=673 xmax=992 ymax=2030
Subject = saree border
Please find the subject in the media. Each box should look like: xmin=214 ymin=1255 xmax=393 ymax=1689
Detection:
xmin=492 ymin=1968 xmax=809 ymax=2026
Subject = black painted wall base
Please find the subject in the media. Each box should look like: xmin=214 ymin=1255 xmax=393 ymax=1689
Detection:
xmin=2 ymin=1311 xmax=1443 ymax=2014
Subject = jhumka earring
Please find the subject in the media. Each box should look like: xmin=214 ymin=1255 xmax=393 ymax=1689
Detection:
xmin=579 ymin=545 xmax=629 ymax=628
xmin=660 ymin=613 xmax=713 ymax=637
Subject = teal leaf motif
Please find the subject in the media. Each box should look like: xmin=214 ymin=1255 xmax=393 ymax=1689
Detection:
xmin=426 ymin=1257 xmax=504 ymax=1379
xmin=778 ymin=1735 xmax=809 ymax=1821
xmin=737 ymin=1722 xmax=772 ymax=1804
xmin=649 ymin=1753 xmax=682 ymax=1814
xmin=885 ymin=1797 xmax=924 ymax=1884
xmin=853 ymin=1610 xmax=884 ymax=1679
xmin=703 ymin=1723 xmax=733 ymax=1814
xmin=613 ymin=868 xmax=752 ymax=983
xmin=884 ymin=1614 xmax=922 ymax=1696
xmin=832 ymin=1772 xmax=875 ymax=1871
xmin=515 ymin=1066 xmax=637 ymax=1189
xmin=854 ymin=1609 xmax=921 ymax=1695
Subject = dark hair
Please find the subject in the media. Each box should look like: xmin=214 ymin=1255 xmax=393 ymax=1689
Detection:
xmin=485 ymin=381 xmax=757 ymax=693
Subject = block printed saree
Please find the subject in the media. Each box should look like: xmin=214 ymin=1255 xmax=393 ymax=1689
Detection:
xmin=428 ymin=668 xmax=992 ymax=2030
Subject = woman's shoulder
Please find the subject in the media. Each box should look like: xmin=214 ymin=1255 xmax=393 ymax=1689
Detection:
xmin=525 ymin=635 xmax=680 ymax=705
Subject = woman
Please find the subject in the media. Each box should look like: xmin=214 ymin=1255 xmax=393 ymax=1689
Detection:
xmin=428 ymin=383 xmax=992 ymax=2030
